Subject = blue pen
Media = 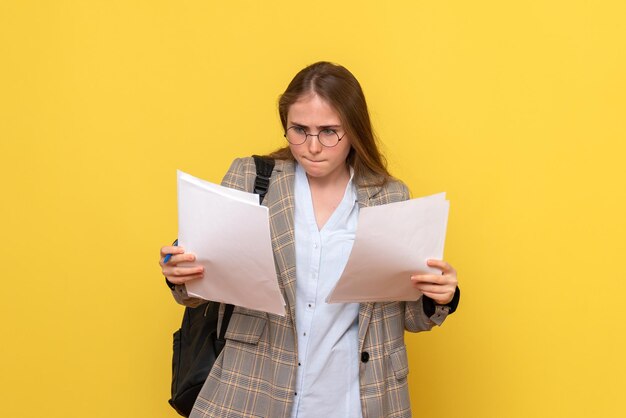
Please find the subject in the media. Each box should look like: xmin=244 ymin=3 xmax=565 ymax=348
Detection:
xmin=163 ymin=239 xmax=179 ymax=263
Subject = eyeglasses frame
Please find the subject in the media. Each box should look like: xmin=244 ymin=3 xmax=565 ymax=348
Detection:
xmin=283 ymin=126 xmax=347 ymax=148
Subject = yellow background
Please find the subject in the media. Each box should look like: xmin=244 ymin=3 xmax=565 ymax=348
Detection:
xmin=1 ymin=1 xmax=625 ymax=417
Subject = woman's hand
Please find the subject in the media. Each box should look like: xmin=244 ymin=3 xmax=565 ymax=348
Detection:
xmin=411 ymin=259 xmax=458 ymax=304
xmin=159 ymin=245 xmax=204 ymax=286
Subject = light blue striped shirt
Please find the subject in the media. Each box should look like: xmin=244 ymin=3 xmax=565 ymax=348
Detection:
xmin=290 ymin=163 xmax=363 ymax=418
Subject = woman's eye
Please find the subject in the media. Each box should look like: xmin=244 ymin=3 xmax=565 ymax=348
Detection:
xmin=293 ymin=126 xmax=306 ymax=134
xmin=321 ymin=129 xmax=336 ymax=136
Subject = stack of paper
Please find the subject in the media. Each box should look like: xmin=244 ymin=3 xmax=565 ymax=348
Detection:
xmin=177 ymin=170 xmax=285 ymax=316
xmin=327 ymin=192 xmax=449 ymax=303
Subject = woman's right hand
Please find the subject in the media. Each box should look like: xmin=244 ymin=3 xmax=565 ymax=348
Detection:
xmin=159 ymin=245 xmax=205 ymax=286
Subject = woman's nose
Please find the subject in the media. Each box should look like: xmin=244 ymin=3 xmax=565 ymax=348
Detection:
xmin=307 ymin=134 xmax=323 ymax=153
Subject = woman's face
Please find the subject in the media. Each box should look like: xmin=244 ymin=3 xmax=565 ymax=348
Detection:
xmin=286 ymin=94 xmax=352 ymax=183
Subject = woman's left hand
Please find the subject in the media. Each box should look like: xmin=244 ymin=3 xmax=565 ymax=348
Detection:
xmin=411 ymin=259 xmax=458 ymax=304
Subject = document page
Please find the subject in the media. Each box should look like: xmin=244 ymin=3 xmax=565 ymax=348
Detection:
xmin=176 ymin=170 xmax=285 ymax=316
xmin=327 ymin=192 xmax=449 ymax=303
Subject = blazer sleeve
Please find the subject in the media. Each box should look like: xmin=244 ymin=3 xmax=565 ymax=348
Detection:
xmin=170 ymin=157 xmax=255 ymax=307
xmin=405 ymin=296 xmax=451 ymax=331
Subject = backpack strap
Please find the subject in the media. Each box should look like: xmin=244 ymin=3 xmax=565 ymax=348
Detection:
xmin=252 ymin=155 xmax=275 ymax=204
xmin=218 ymin=155 xmax=275 ymax=340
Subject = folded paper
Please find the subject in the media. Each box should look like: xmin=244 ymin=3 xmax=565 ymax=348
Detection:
xmin=177 ymin=170 xmax=285 ymax=316
xmin=327 ymin=192 xmax=449 ymax=303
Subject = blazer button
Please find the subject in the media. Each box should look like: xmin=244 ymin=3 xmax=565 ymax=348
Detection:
xmin=361 ymin=352 xmax=370 ymax=363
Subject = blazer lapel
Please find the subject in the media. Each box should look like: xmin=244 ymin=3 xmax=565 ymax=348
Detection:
xmin=356 ymin=180 xmax=383 ymax=349
xmin=266 ymin=160 xmax=298 ymax=323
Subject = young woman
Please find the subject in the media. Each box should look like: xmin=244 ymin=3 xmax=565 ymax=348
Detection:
xmin=160 ymin=62 xmax=460 ymax=418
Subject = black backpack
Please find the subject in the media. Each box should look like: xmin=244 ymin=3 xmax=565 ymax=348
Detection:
xmin=168 ymin=156 xmax=275 ymax=417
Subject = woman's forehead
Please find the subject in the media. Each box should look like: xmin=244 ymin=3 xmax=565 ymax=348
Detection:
xmin=287 ymin=94 xmax=342 ymax=125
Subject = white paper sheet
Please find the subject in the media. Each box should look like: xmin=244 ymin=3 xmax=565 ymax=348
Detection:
xmin=177 ymin=170 xmax=285 ymax=316
xmin=327 ymin=192 xmax=449 ymax=303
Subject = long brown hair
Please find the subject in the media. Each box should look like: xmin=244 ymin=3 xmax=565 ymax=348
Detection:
xmin=268 ymin=61 xmax=391 ymax=186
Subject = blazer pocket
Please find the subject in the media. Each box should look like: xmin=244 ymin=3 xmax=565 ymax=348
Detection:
xmin=389 ymin=345 xmax=409 ymax=381
xmin=224 ymin=313 xmax=267 ymax=345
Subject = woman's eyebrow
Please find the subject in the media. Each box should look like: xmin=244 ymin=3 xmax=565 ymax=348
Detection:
xmin=289 ymin=121 xmax=342 ymax=129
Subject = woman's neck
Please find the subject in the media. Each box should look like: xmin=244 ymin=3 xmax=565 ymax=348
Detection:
xmin=306 ymin=166 xmax=351 ymax=230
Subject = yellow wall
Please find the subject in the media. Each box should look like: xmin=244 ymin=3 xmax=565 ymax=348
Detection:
xmin=1 ymin=1 xmax=624 ymax=417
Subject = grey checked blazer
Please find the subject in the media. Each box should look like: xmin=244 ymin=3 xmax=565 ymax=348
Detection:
xmin=172 ymin=157 xmax=451 ymax=418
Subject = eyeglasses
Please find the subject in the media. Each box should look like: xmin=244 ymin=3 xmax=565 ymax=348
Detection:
xmin=284 ymin=126 xmax=346 ymax=148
